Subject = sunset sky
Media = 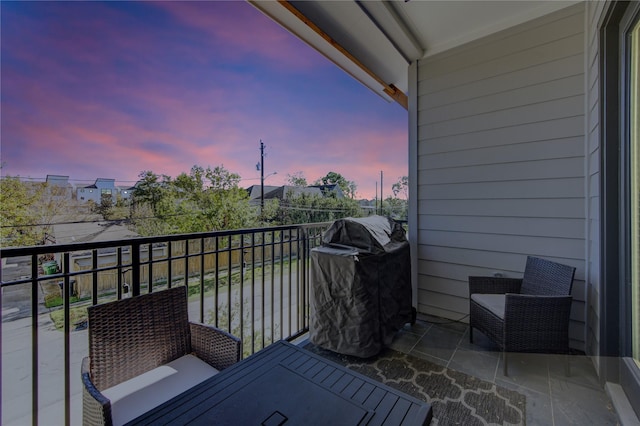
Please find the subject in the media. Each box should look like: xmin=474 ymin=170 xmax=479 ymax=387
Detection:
xmin=1 ymin=1 xmax=407 ymax=200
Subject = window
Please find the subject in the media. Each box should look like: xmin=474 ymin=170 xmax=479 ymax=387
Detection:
xmin=630 ymin=16 xmax=639 ymax=369
xmin=601 ymin=1 xmax=640 ymax=414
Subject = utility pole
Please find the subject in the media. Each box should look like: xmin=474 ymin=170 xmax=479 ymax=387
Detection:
xmin=256 ymin=140 xmax=276 ymax=218
xmin=380 ymin=170 xmax=384 ymax=215
xmin=375 ymin=181 xmax=378 ymax=216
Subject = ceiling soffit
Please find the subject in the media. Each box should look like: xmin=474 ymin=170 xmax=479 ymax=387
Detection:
xmin=249 ymin=1 xmax=580 ymax=106
xmin=250 ymin=0 xmax=408 ymax=107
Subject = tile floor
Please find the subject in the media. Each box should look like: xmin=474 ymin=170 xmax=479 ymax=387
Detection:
xmin=389 ymin=315 xmax=621 ymax=425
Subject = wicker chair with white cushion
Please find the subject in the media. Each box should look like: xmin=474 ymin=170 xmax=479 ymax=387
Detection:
xmin=469 ymin=256 xmax=576 ymax=376
xmin=81 ymin=286 xmax=241 ymax=426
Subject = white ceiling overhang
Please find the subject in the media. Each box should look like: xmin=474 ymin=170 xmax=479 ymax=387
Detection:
xmin=249 ymin=1 xmax=580 ymax=109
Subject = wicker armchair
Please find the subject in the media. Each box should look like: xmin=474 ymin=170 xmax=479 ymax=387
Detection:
xmin=81 ymin=286 xmax=241 ymax=426
xmin=469 ymin=256 xmax=576 ymax=376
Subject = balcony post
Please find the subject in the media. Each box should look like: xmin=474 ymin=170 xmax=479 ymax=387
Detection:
xmin=132 ymin=241 xmax=141 ymax=296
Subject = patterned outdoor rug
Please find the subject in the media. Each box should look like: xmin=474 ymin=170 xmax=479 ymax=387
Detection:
xmin=304 ymin=343 xmax=526 ymax=425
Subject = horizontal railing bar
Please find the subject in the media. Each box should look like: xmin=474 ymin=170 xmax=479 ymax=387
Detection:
xmin=0 ymin=223 xmax=329 ymax=257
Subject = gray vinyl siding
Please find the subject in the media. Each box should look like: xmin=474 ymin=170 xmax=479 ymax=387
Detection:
xmin=415 ymin=4 xmax=587 ymax=350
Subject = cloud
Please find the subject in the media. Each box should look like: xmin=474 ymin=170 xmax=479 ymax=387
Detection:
xmin=153 ymin=1 xmax=326 ymax=72
xmin=1 ymin=1 xmax=406 ymax=199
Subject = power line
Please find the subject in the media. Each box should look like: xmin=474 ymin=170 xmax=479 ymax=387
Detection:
xmin=0 ymin=176 xmax=140 ymax=184
xmin=1 ymin=202 xmax=372 ymax=229
xmin=276 ymin=204 xmax=358 ymax=214
xmin=0 ymin=213 xmax=188 ymax=229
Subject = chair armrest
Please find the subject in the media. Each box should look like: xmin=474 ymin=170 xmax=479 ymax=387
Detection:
xmin=469 ymin=276 xmax=522 ymax=295
xmin=81 ymin=357 xmax=112 ymax=426
xmin=189 ymin=322 xmax=242 ymax=370
xmin=504 ymin=294 xmax=573 ymax=323
xmin=503 ymin=294 xmax=573 ymax=352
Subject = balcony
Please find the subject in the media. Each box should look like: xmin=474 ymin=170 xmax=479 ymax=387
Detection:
xmin=1 ymin=223 xmax=620 ymax=425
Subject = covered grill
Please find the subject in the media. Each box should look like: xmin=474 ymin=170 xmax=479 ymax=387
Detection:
xmin=309 ymin=216 xmax=415 ymax=357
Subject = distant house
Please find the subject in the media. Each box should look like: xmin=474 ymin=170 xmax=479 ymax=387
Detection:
xmin=308 ymin=184 xmax=344 ymax=198
xmin=246 ymin=185 xmax=280 ymax=203
xmin=246 ymin=184 xmax=343 ymax=206
xmin=76 ymin=178 xmax=117 ymax=203
xmin=45 ymin=175 xmax=73 ymax=201
xmin=45 ymin=174 xmax=70 ymax=186
xmin=117 ymin=184 xmax=137 ymax=201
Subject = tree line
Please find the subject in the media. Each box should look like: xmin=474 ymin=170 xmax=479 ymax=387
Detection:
xmin=0 ymin=165 xmax=408 ymax=247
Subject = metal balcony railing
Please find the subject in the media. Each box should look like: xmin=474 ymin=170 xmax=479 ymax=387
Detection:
xmin=1 ymin=222 xmax=330 ymax=426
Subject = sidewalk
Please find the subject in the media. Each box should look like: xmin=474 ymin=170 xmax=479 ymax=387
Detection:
xmin=2 ymin=313 xmax=86 ymax=425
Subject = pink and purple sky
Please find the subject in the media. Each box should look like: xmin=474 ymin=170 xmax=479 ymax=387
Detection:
xmin=1 ymin=1 xmax=407 ymax=200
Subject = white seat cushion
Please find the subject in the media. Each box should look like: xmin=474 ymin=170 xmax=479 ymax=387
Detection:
xmin=102 ymin=354 xmax=219 ymax=426
xmin=471 ymin=294 xmax=506 ymax=319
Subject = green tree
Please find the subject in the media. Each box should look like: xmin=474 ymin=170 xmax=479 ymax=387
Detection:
xmin=382 ymin=196 xmax=408 ymax=220
xmin=0 ymin=177 xmax=67 ymax=246
xmin=130 ymin=165 xmax=259 ymax=236
xmin=93 ymin=193 xmax=113 ymax=217
xmin=0 ymin=177 xmax=44 ymax=246
xmin=199 ymin=165 xmax=256 ymax=231
xmin=129 ymin=203 xmax=172 ymax=236
xmin=278 ymin=192 xmax=361 ymax=225
xmin=94 ymin=193 xmax=130 ymax=221
xmin=314 ymin=171 xmax=357 ymax=199
xmin=132 ymin=170 xmax=172 ymax=212
xmin=285 ymin=171 xmax=307 ymax=187
xmin=206 ymin=165 xmax=241 ymax=191
xmin=392 ymin=176 xmax=408 ymax=199
xmin=261 ymin=198 xmax=280 ymax=223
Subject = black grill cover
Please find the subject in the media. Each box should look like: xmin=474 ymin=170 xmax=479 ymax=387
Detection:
xmin=309 ymin=216 xmax=412 ymax=357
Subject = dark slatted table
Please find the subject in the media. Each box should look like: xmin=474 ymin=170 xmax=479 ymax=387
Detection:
xmin=127 ymin=340 xmax=432 ymax=425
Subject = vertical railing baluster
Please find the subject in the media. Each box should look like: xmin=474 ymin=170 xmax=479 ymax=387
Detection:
xmin=184 ymin=239 xmax=189 ymax=291
xmin=279 ymin=230 xmax=285 ymax=341
xmin=92 ymin=250 xmax=98 ymax=306
xmin=117 ymin=247 xmax=122 ymax=300
xmin=251 ymin=232 xmax=256 ymax=355
xmin=261 ymin=231 xmax=265 ymax=350
xmin=167 ymin=241 xmax=173 ymax=289
xmin=239 ymin=235 xmax=244 ymax=353
xmin=63 ymin=253 xmax=71 ymax=426
xmin=0 ymin=253 xmax=2 ymax=419
xmin=303 ymin=228 xmax=310 ymax=330
xmin=226 ymin=236 xmax=232 ymax=336
xmin=199 ymin=238 xmax=205 ymax=323
xmin=288 ymin=231 xmax=293 ymax=337
xmin=301 ymin=228 xmax=306 ymax=332
xmin=214 ymin=236 xmax=219 ymax=328
xmin=31 ymin=254 xmax=38 ymax=426
xmin=132 ymin=241 xmax=141 ymax=296
xmin=270 ymin=230 xmax=275 ymax=344
xmin=149 ymin=243 xmax=154 ymax=293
